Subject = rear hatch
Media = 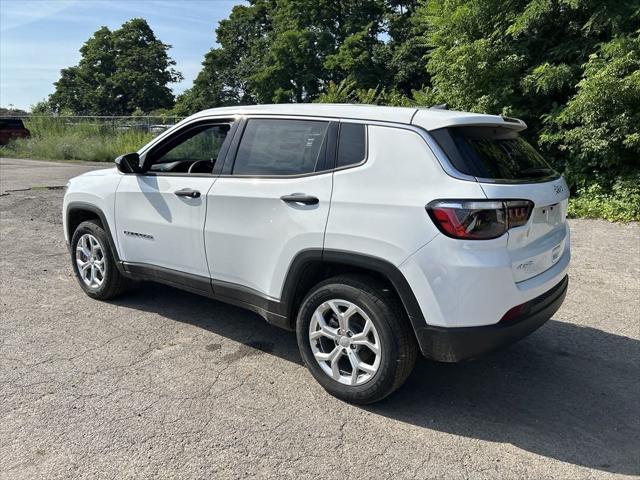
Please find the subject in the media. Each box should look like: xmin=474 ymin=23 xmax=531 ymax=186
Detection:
xmin=430 ymin=125 xmax=569 ymax=283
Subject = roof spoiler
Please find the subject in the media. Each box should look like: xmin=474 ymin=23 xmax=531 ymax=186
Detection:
xmin=500 ymin=115 xmax=521 ymax=124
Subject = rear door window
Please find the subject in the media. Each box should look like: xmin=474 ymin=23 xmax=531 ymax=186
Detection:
xmin=430 ymin=126 xmax=559 ymax=182
xmin=337 ymin=123 xmax=366 ymax=168
xmin=233 ymin=119 xmax=329 ymax=176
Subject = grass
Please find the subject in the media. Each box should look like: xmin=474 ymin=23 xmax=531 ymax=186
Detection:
xmin=0 ymin=117 xmax=155 ymax=162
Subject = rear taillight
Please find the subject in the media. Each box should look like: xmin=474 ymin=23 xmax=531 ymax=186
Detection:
xmin=426 ymin=199 xmax=533 ymax=240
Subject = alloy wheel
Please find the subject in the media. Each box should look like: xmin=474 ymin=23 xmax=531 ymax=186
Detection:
xmin=309 ymin=299 xmax=381 ymax=386
xmin=75 ymin=233 xmax=106 ymax=289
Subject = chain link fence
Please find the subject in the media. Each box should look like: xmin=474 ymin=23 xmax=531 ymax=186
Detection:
xmin=0 ymin=115 xmax=186 ymax=161
xmin=4 ymin=115 xmax=185 ymax=134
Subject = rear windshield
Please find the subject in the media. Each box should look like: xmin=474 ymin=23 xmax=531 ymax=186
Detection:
xmin=0 ymin=119 xmax=25 ymax=129
xmin=430 ymin=126 xmax=559 ymax=182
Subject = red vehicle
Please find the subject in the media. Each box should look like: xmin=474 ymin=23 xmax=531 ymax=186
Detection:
xmin=0 ymin=118 xmax=30 ymax=145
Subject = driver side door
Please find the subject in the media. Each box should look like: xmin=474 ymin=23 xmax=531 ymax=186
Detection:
xmin=115 ymin=120 xmax=234 ymax=289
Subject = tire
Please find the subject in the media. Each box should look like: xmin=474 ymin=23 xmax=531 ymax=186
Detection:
xmin=70 ymin=220 xmax=135 ymax=300
xmin=296 ymin=274 xmax=418 ymax=404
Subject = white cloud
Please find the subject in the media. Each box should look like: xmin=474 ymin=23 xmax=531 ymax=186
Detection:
xmin=0 ymin=0 xmax=81 ymax=32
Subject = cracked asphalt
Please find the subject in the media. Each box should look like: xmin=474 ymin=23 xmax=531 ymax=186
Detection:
xmin=1 ymin=158 xmax=639 ymax=479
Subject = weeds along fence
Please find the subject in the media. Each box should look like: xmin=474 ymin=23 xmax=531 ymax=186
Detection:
xmin=12 ymin=115 xmax=184 ymax=135
xmin=0 ymin=115 xmax=184 ymax=162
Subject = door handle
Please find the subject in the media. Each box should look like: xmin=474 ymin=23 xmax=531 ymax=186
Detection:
xmin=280 ymin=193 xmax=319 ymax=205
xmin=174 ymin=188 xmax=201 ymax=198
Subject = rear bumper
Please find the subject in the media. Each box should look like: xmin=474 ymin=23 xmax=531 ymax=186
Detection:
xmin=416 ymin=275 xmax=568 ymax=362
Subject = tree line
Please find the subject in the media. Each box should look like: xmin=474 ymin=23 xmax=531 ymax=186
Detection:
xmin=42 ymin=1 xmax=639 ymax=213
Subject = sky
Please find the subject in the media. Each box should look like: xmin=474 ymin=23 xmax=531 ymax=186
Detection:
xmin=0 ymin=0 xmax=241 ymax=111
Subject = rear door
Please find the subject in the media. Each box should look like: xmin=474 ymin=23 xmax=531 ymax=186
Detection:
xmin=204 ymin=117 xmax=335 ymax=300
xmin=430 ymin=125 xmax=570 ymax=282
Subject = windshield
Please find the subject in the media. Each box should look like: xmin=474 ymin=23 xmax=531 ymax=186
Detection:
xmin=430 ymin=126 xmax=559 ymax=182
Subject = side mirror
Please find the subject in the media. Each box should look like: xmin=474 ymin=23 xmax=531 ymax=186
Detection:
xmin=115 ymin=152 xmax=142 ymax=174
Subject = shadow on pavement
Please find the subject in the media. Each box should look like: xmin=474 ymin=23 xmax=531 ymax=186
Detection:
xmin=115 ymin=283 xmax=640 ymax=476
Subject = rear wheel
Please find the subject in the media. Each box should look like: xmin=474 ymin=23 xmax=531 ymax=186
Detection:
xmin=296 ymin=275 xmax=417 ymax=404
xmin=71 ymin=220 xmax=135 ymax=300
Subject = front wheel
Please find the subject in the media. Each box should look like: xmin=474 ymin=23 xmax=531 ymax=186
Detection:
xmin=296 ymin=275 xmax=417 ymax=404
xmin=70 ymin=220 xmax=135 ymax=300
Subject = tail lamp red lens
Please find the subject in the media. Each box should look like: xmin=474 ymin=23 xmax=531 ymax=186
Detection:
xmin=426 ymin=200 xmax=534 ymax=240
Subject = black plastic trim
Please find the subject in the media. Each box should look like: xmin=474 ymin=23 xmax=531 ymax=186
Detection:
xmin=66 ymin=202 xmax=129 ymax=276
xmin=320 ymin=121 xmax=338 ymax=171
xmin=211 ymin=279 xmax=290 ymax=329
xmin=321 ymin=250 xmax=428 ymax=335
xmin=217 ymin=117 xmax=245 ymax=175
xmin=277 ymin=249 xmax=324 ymax=320
xmin=114 ymin=250 xmax=428 ymax=339
xmin=119 ymin=262 xmax=291 ymax=329
xmin=416 ymin=275 xmax=569 ymax=362
xmin=210 ymin=249 xmax=426 ymax=334
xmin=122 ymin=262 xmax=213 ymax=297
xmin=212 ymin=249 xmax=324 ymax=328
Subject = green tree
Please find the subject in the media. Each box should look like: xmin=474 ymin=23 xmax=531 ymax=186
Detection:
xmin=251 ymin=28 xmax=325 ymax=102
xmin=175 ymin=1 xmax=273 ymax=113
xmin=30 ymin=100 xmax=53 ymax=115
xmin=417 ymin=0 xmax=638 ymax=175
xmin=178 ymin=0 xmax=398 ymax=111
xmin=50 ymin=19 xmax=181 ymax=115
xmin=542 ymin=34 xmax=640 ymax=183
xmin=385 ymin=0 xmax=430 ymax=94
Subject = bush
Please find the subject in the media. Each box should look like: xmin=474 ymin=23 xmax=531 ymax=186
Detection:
xmin=542 ymin=35 xmax=640 ymax=186
xmin=0 ymin=117 xmax=155 ymax=162
xmin=568 ymin=175 xmax=640 ymax=222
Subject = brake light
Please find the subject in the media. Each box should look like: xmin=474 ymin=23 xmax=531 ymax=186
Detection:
xmin=426 ymin=200 xmax=533 ymax=240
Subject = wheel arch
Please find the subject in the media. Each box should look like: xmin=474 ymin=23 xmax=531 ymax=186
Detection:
xmin=66 ymin=202 xmax=122 ymax=264
xmin=281 ymin=249 xmax=427 ymax=337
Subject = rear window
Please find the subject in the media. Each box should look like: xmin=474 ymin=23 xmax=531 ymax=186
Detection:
xmin=233 ymin=119 xmax=329 ymax=176
xmin=0 ymin=119 xmax=25 ymax=129
xmin=337 ymin=123 xmax=366 ymax=168
xmin=430 ymin=126 xmax=558 ymax=182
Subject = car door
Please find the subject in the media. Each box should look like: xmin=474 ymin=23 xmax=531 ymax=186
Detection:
xmin=204 ymin=117 xmax=335 ymax=304
xmin=115 ymin=120 xmax=234 ymax=285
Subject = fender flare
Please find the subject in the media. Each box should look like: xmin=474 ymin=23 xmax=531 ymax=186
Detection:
xmin=66 ymin=201 xmax=124 ymax=268
xmin=279 ymin=249 xmax=428 ymax=334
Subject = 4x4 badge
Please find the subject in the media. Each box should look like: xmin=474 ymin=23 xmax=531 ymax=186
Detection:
xmin=554 ymin=184 xmax=564 ymax=195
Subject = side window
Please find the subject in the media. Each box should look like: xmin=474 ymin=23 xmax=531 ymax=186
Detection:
xmin=149 ymin=123 xmax=231 ymax=173
xmin=337 ymin=123 xmax=366 ymax=168
xmin=233 ymin=119 xmax=329 ymax=176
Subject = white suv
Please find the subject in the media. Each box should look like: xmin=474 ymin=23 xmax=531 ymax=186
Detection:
xmin=63 ymin=104 xmax=570 ymax=403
